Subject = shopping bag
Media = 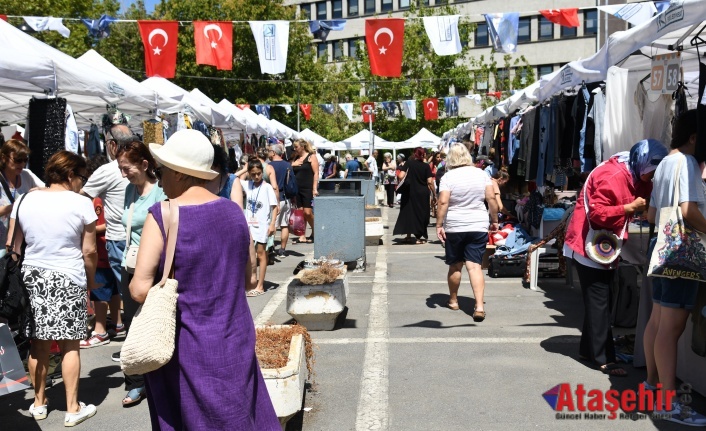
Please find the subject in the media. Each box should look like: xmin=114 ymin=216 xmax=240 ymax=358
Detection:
xmin=648 ymin=159 xmax=706 ymax=282
xmin=0 ymin=324 xmax=31 ymax=397
xmin=289 ymin=207 xmax=307 ymax=237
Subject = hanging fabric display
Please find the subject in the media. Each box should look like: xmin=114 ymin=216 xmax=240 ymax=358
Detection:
xmin=193 ymin=21 xmax=233 ymax=71
xmin=299 ymin=104 xmax=312 ymax=120
xmin=361 ymin=102 xmax=375 ymax=122
xmin=138 ymin=21 xmax=179 ymax=78
xmin=339 ymin=103 xmax=354 ymax=121
xmin=277 ymin=104 xmax=292 ymax=114
xmin=23 ymin=17 xmax=70 ymax=37
xmin=85 ymin=123 xmax=101 ymax=158
xmin=444 ymin=96 xmax=459 ymax=117
xmin=320 ymin=104 xmax=335 ymax=115
xmin=26 ymin=98 xmax=67 ymax=181
xmin=401 ymin=100 xmax=417 ymax=120
xmin=696 ymin=62 xmax=706 ymax=164
xmin=0 ymin=15 xmax=7 ymax=21
xmin=81 ymin=14 xmax=118 ymax=39
xmin=597 ymin=3 xmax=657 ymax=27
xmin=422 ymin=15 xmax=462 ymax=56
xmin=484 ymin=13 xmax=519 ymax=54
xmin=255 ymin=105 xmax=271 ymax=119
xmin=423 ymin=98 xmax=438 ymax=120
xmin=539 ymin=9 xmax=579 ymax=28
xmin=248 ymin=21 xmax=290 ymax=75
xmin=143 ymin=121 xmax=165 ymax=145
xmin=365 ymin=18 xmax=405 ymax=77
xmin=309 ymin=20 xmax=346 ymax=42
xmin=65 ymin=104 xmax=79 ymax=153
xmin=236 ymin=104 xmax=250 ymax=110
xmin=382 ymin=102 xmax=398 ymax=117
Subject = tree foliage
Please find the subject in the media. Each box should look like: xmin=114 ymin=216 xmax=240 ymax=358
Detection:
xmin=0 ymin=0 xmax=535 ymax=142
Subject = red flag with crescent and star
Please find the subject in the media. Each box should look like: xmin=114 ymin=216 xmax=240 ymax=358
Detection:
xmin=365 ymin=18 xmax=404 ymax=78
xmin=423 ymin=98 xmax=438 ymax=120
xmin=138 ymin=21 xmax=178 ymax=78
xmin=300 ymin=104 xmax=312 ymax=121
xmin=361 ymin=102 xmax=375 ymax=123
xmin=194 ymin=21 xmax=233 ymax=70
xmin=539 ymin=9 xmax=579 ymax=28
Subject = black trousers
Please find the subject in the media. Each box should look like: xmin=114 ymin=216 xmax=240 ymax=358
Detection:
xmin=120 ymin=269 xmax=144 ymax=390
xmin=384 ymin=183 xmax=396 ymax=206
xmin=574 ymin=261 xmax=616 ymax=366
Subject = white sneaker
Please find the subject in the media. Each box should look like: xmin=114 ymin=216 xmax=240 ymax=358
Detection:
xmin=654 ymin=402 xmax=706 ymax=427
xmin=29 ymin=403 xmax=47 ymax=420
xmin=64 ymin=402 xmax=96 ymax=427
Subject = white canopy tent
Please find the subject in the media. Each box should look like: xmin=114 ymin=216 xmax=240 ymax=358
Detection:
xmin=342 ymin=129 xmax=397 ymax=150
xmin=399 ymin=127 xmax=441 ymax=149
xmin=270 ymin=119 xmax=300 ymax=140
xmin=299 ymin=128 xmax=345 ymax=150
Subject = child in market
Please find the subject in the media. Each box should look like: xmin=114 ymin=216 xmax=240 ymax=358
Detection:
xmin=241 ymin=159 xmax=278 ymax=297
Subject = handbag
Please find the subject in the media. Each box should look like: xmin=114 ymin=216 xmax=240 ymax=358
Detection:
xmin=124 ymin=190 xmax=138 ymax=273
xmin=582 ymin=166 xmax=627 ymax=266
xmin=0 ymin=193 xmax=31 ymax=321
xmin=120 ymin=200 xmax=180 ymax=375
xmin=648 ymin=159 xmax=706 ymax=282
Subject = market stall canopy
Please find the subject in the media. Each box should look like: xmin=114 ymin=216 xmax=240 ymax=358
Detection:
xmin=299 ymin=128 xmax=342 ymax=150
xmin=216 ymin=100 xmax=260 ymax=131
xmin=538 ymin=0 xmax=706 ymax=101
xmin=342 ymin=129 xmax=397 ymax=150
xmin=187 ymin=88 xmax=241 ymax=129
xmin=399 ymin=128 xmax=441 ymax=149
xmin=270 ymin=119 xmax=299 ymax=140
xmin=139 ymin=77 xmax=214 ymax=125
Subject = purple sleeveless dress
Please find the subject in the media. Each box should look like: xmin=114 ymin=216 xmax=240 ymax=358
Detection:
xmin=144 ymin=199 xmax=279 ymax=430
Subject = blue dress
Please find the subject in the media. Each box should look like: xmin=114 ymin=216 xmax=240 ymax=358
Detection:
xmin=144 ymin=198 xmax=279 ymax=430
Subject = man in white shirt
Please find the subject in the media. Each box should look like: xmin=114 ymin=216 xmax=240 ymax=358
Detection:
xmin=313 ymin=146 xmax=325 ymax=179
xmin=365 ymin=150 xmax=379 ymax=183
xmin=80 ymin=124 xmax=131 ymax=341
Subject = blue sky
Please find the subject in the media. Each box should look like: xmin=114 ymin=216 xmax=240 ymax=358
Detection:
xmin=119 ymin=0 xmax=159 ymax=13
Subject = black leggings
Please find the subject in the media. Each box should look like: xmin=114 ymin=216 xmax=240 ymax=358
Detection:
xmin=385 ymin=184 xmax=396 ymax=206
xmin=574 ymin=261 xmax=616 ymax=366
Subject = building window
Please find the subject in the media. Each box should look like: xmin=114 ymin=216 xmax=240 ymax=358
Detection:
xmin=475 ymin=72 xmax=488 ymax=91
xmin=300 ymin=4 xmax=311 ymax=19
xmin=537 ymin=64 xmax=553 ymax=78
xmin=364 ymin=0 xmax=375 ymax=14
xmin=348 ymin=39 xmax=358 ymax=58
xmin=475 ymin=22 xmax=489 ymax=47
xmin=381 ymin=0 xmax=393 ymax=12
xmin=517 ymin=68 xmax=528 ymax=85
xmin=538 ymin=16 xmax=553 ymax=40
xmin=561 ymin=25 xmax=577 ymax=38
xmin=332 ymin=0 xmax=343 ymax=18
xmin=584 ymin=9 xmax=597 ymax=36
xmin=348 ymin=0 xmax=358 ymax=16
xmin=518 ymin=17 xmax=531 ymax=43
xmin=318 ymin=43 xmax=328 ymax=61
xmin=399 ymin=0 xmax=410 ymax=9
xmin=333 ymin=41 xmax=343 ymax=60
xmin=454 ymin=84 xmax=468 ymax=96
xmin=316 ymin=1 xmax=327 ymax=20
xmin=422 ymin=0 xmax=430 ymax=5
xmin=496 ymin=68 xmax=509 ymax=90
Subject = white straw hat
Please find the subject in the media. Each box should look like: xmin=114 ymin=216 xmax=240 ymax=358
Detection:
xmin=149 ymin=130 xmax=219 ymax=180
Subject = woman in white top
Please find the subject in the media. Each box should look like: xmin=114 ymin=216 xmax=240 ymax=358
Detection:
xmin=435 ymin=144 xmax=498 ymax=321
xmin=7 ymin=151 xmax=98 ymax=426
xmin=0 ymin=139 xmax=44 ymax=256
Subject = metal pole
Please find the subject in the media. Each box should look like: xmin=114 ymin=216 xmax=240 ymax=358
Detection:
xmin=367 ymin=106 xmax=374 ymax=156
xmin=296 ymin=78 xmax=301 ymax=132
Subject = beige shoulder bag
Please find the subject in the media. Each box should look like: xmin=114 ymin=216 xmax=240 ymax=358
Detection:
xmin=121 ymin=200 xmax=180 ymax=376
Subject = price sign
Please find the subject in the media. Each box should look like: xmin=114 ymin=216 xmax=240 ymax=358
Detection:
xmin=650 ymin=52 xmax=681 ymax=94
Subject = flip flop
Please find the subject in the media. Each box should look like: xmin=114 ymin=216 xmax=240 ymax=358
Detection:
xmin=447 ymin=301 xmax=460 ymax=310
xmin=246 ymin=290 xmax=265 ymax=297
xmin=472 ymin=310 xmax=486 ymax=322
xmin=600 ymin=363 xmax=628 ymax=377
xmin=122 ymin=387 xmax=146 ymax=407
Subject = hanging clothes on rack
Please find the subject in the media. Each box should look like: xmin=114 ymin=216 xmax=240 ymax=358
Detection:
xmin=697 ymin=62 xmax=706 ymax=164
xmin=65 ymin=104 xmax=79 ymax=154
xmin=26 ymin=97 xmax=67 ymax=181
xmin=634 ymin=82 xmax=673 ymax=146
xmin=587 ymin=86 xmax=606 ymax=166
xmin=603 ymin=66 xmax=644 ymax=156
xmin=142 ymin=120 xmax=164 ymax=145
xmin=85 ymin=123 xmax=101 ymax=158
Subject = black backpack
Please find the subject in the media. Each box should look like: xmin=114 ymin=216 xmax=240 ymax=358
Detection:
xmin=0 ymin=193 xmax=31 ymax=321
xmin=284 ymin=167 xmax=299 ymax=199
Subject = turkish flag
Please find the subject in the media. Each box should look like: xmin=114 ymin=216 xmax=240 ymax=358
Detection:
xmin=539 ymin=9 xmax=579 ymax=28
xmin=236 ymin=104 xmax=250 ymax=110
xmin=300 ymin=104 xmax=312 ymax=121
xmin=365 ymin=18 xmax=404 ymax=78
xmin=423 ymin=98 xmax=438 ymax=120
xmin=0 ymin=15 xmax=7 ymax=21
xmin=361 ymin=102 xmax=375 ymax=123
xmin=138 ymin=21 xmax=179 ymax=78
xmin=194 ymin=21 xmax=233 ymax=70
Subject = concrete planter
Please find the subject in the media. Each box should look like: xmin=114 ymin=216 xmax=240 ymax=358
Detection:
xmin=259 ymin=326 xmax=307 ymax=429
xmin=365 ymin=207 xmax=382 ymax=218
xmin=365 ymin=216 xmax=384 ymax=246
xmin=286 ymin=269 xmax=348 ymax=331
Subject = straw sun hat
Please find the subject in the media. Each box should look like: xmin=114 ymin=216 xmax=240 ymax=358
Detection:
xmin=148 ymin=129 xmax=219 ymax=180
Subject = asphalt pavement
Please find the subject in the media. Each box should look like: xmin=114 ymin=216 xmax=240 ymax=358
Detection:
xmin=0 ymin=205 xmax=703 ymax=430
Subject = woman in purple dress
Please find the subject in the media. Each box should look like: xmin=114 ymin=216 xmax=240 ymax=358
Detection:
xmin=129 ymin=130 xmax=279 ymax=430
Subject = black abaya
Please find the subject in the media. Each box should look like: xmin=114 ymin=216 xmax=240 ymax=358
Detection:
xmin=393 ymin=159 xmax=432 ymax=239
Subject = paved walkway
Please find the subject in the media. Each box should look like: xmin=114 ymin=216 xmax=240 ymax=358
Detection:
xmin=1 ymin=206 xmax=702 ymax=430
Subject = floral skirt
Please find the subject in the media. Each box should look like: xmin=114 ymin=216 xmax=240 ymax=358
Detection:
xmin=22 ymin=265 xmax=87 ymax=340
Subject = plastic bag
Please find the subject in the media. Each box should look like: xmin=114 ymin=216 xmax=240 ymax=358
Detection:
xmin=289 ymin=207 xmax=307 ymax=237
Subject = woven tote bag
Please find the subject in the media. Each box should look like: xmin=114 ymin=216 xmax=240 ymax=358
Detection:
xmin=121 ymin=200 xmax=180 ymax=375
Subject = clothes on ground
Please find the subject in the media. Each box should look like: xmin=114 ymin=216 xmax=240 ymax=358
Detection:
xmin=439 ymin=165 xmax=491 ymax=233
xmin=649 ymin=152 xmax=706 ymax=228
xmin=145 ymin=199 xmax=280 ymax=430
xmin=82 ymin=160 xmax=129 ymax=241
xmin=393 ymin=159 xmax=432 ymax=239
xmin=0 ymin=169 xmax=44 ymax=254
xmin=12 ymin=190 xmax=97 ymax=288
xmin=120 ymin=183 xmax=167 ymax=267
xmin=241 ymin=179 xmax=278 ymax=243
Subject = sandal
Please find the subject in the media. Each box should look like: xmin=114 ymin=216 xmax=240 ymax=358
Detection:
xmin=246 ymin=290 xmax=265 ymax=297
xmin=600 ymin=363 xmax=628 ymax=377
xmin=447 ymin=301 xmax=460 ymax=311
xmin=415 ymin=239 xmax=427 ymax=244
xmin=472 ymin=309 xmax=486 ymax=322
xmin=122 ymin=387 xmax=146 ymax=407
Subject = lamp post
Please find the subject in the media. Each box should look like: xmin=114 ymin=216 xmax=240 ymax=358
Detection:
xmin=296 ymin=76 xmax=301 ymax=132
xmin=364 ymin=105 xmax=374 ymax=157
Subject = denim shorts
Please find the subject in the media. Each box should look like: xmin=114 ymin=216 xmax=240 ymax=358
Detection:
xmin=647 ymin=237 xmax=701 ymax=310
xmin=444 ymin=231 xmax=488 ymax=265
xmin=90 ymin=267 xmax=120 ymax=302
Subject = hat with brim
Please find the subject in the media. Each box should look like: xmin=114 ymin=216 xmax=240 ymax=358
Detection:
xmin=149 ymin=129 xmax=219 ymax=180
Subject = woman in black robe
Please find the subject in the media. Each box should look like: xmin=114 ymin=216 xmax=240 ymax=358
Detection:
xmin=393 ymin=147 xmax=435 ymax=243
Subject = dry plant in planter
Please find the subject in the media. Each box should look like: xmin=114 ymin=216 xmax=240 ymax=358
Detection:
xmin=299 ymin=261 xmax=344 ymax=286
xmin=255 ymin=324 xmax=315 ymax=380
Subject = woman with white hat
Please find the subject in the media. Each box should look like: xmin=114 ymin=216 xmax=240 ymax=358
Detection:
xmin=130 ymin=130 xmax=279 ymax=429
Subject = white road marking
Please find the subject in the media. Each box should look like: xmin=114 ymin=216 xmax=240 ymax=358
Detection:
xmin=349 ymin=279 xmax=525 ymax=285
xmin=315 ymin=336 xmax=580 ymax=345
xmin=356 ymin=228 xmax=390 ymax=430
xmin=254 ymin=252 xmax=313 ymax=326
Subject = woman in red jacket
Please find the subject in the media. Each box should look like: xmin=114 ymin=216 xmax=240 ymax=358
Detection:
xmin=563 ymin=139 xmax=667 ymax=376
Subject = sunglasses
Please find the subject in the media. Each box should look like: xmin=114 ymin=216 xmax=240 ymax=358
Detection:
xmin=75 ymin=174 xmax=88 ymax=185
xmin=11 ymin=157 xmax=28 ymax=164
